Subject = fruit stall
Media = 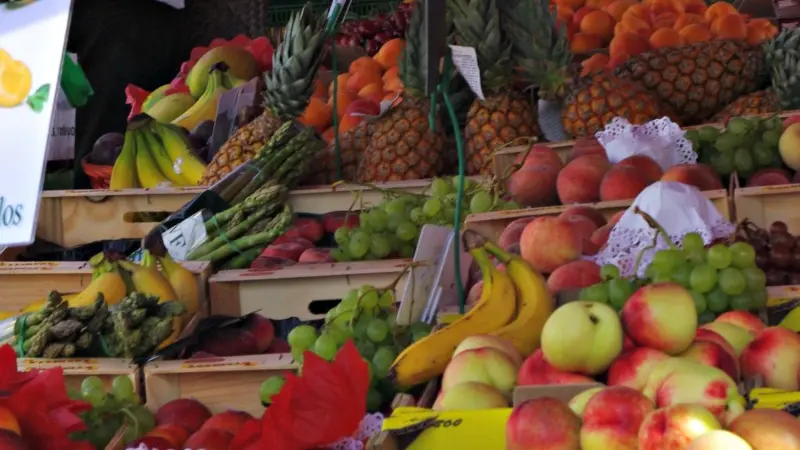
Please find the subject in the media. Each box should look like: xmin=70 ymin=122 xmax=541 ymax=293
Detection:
xmin=4 ymin=0 xmax=800 ymax=448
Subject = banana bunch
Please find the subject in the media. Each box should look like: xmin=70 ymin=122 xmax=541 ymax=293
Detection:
xmin=749 ymin=387 xmax=800 ymax=415
xmin=172 ymin=65 xmax=230 ymax=132
xmin=389 ymin=237 xmax=555 ymax=388
xmin=110 ymin=118 xmax=207 ymax=189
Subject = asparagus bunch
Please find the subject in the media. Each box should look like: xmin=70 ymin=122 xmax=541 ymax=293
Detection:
xmin=101 ymin=293 xmax=184 ymax=358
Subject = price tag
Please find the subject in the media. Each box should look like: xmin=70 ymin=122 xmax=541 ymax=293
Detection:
xmin=449 ymin=45 xmax=485 ymax=100
xmin=0 ymin=0 xmax=74 ymax=246
xmin=382 ymin=407 xmax=511 ymax=449
xmin=161 ymin=211 xmax=208 ymax=260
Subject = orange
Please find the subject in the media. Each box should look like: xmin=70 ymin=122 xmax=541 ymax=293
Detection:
xmin=620 ymin=13 xmax=653 ymax=37
xmin=652 ymin=12 xmax=680 ymax=29
xmin=570 ymin=32 xmax=603 ymax=53
xmin=312 ymin=78 xmax=327 ymax=99
xmin=581 ymin=53 xmax=611 ymax=75
xmin=382 ymin=66 xmax=399 ymax=81
xmin=673 ymin=13 xmax=706 ymax=30
xmin=328 ymin=73 xmax=351 ymax=97
xmin=383 ymin=76 xmax=403 ymax=92
xmin=678 ymin=23 xmax=712 ymax=43
xmin=704 ymin=1 xmax=737 ymax=23
xmin=373 ymin=39 xmax=405 ymax=70
xmin=346 ymin=70 xmax=383 ymax=95
xmin=609 ymin=31 xmax=650 ymax=59
xmin=623 ymin=4 xmax=653 ymax=24
xmin=321 ymin=127 xmax=335 ymax=144
xmin=580 ymin=10 xmax=615 ymax=41
xmin=327 ymin=90 xmax=353 ymax=118
xmin=647 ymin=0 xmax=684 ymax=16
xmin=299 ymin=97 xmax=333 ymax=133
xmin=713 ymin=13 xmax=747 ymax=40
xmin=682 ymin=0 xmax=707 ymax=15
xmin=649 ymin=27 xmax=684 ymax=48
xmin=604 ymin=0 xmax=637 ymax=22
xmin=348 ymin=56 xmax=383 ymax=77
xmin=357 ymin=82 xmax=383 ymax=98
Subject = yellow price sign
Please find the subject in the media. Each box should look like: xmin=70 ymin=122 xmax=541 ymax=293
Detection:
xmin=382 ymin=407 xmax=511 ymax=449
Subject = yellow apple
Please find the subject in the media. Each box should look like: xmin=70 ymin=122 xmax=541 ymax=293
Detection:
xmin=442 ymin=348 xmax=518 ymax=397
xmin=433 ymin=382 xmax=509 ymax=411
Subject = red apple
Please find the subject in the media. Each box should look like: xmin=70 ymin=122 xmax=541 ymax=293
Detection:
xmin=260 ymin=242 xmax=306 ymax=262
xmin=507 ymin=397 xmax=581 ymax=450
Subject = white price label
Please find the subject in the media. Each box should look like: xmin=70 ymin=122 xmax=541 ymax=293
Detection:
xmin=161 ymin=211 xmax=208 ymax=260
xmin=449 ymin=45 xmax=485 ymax=101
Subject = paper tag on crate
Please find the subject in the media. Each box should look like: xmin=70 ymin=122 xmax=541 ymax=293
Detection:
xmin=449 ymin=45 xmax=485 ymax=100
xmin=161 ymin=211 xmax=208 ymax=260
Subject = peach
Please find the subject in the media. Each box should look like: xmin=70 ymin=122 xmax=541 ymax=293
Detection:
xmin=433 ymin=382 xmax=509 ymax=410
xmin=199 ymin=327 xmax=259 ymax=356
xmin=568 ymin=386 xmax=605 ymax=417
xmin=616 ymin=155 xmax=663 ymax=183
xmin=453 ymin=335 xmax=523 ymax=367
xmin=499 ymin=217 xmax=536 ymax=250
xmin=298 ymin=247 xmax=334 ymax=263
xmin=728 ymin=409 xmax=800 ymax=450
xmin=660 ymin=164 xmax=724 ymax=191
xmin=261 ymin=242 xmax=306 ymax=261
xmin=740 ymin=326 xmax=800 ymax=390
xmin=560 ymin=214 xmax=599 ymax=254
xmin=580 ymin=386 xmax=654 ymax=450
xmin=441 ymin=348 xmax=518 ymax=397
xmin=638 ymin=404 xmax=722 ymax=450
xmin=607 ymin=347 xmax=670 ymax=390
xmin=559 ymin=205 xmax=606 ymax=228
xmin=600 ymin=165 xmax=651 ymax=201
xmin=245 ymin=314 xmax=275 ymax=353
xmin=507 ymin=397 xmax=582 ymax=450
xmin=147 ymin=424 xmax=190 ymax=449
xmin=714 ymin=311 xmax=765 ymax=336
xmin=517 ymin=144 xmax=565 ymax=169
xmin=686 ymin=430 xmax=754 ymax=450
xmin=520 ymin=217 xmax=582 ymax=273
xmin=621 ymin=283 xmax=698 ymax=355
xmin=568 ymin=137 xmax=606 ymax=162
xmin=185 ymin=428 xmax=234 ymax=450
xmin=202 ymin=410 xmax=254 ymax=435
xmin=272 ymin=235 xmax=314 ymax=249
xmin=745 ymin=168 xmax=792 ymax=187
xmin=0 ymin=407 xmax=20 ymax=436
xmin=320 ymin=211 xmax=359 ymax=233
xmin=557 ymin=154 xmax=611 ymax=204
xmin=289 ymin=217 xmax=325 ymax=242
xmin=679 ymin=339 xmax=739 ymax=380
xmin=608 ymin=210 xmax=626 ymax=226
xmin=517 ymin=349 xmax=596 ymax=386
xmin=509 ymin=164 xmax=561 ymax=207
xmin=622 ymin=333 xmax=637 ymax=353
xmin=700 ymin=322 xmax=754 ymax=356
xmin=547 ymin=260 xmax=602 ymax=293
xmin=590 ymin=224 xmax=612 ymax=250
xmin=155 ymin=398 xmax=212 ymax=434
xmin=266 ymin=337 xmax=291 ymax=353
xmin=642 ymin=357 xmax=745 ymax=425
xmin=694 ymin=328 xmax=739 ymax=358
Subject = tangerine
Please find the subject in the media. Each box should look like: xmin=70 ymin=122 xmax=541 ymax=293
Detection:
xmin=581 ymin=53 xmax=611 ymax=75
xmin=580 ymin=10 xmax=615 ymax=41
xmin=673 ymin=13 xmax=706 ymax=30
xmin=649 ymin=27 xmax=684 ymax=48
xmin=713 ymin=13 xmax=747 ymax=40
xmin=605 ymin=0 xmax=637 ymax=22
xmin=678 ymin=23 xmax=712 ymax=43
xmin=299 ymin=97 xmax=333 ymax=133
xmin=570 ymin=32 xmax=604 ymax=53
xmin=609 ymin=31 xmax=650 ymax=58
xmin=328 ymin=73 xmax=351 ymax=97
xmin=373 ymin=39 xmax=405 ymax=70
xmin=620 ymin=13 xmax=653 ymax=37
xmin=704 ymin=1 xmax=737 ymax=23
xmin=348 ymin=56 xmax=383 ymax=77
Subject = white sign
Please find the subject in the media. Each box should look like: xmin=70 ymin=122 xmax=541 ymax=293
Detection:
xmin=0 ymin=0 xmax=74 ymax=246
xmin=47 ymin=53 xmax=76 ymax=161
xmin=449 ymin=45 xmax=485 ymax=101
xmin=161 ymin=211 xmax=209 ymax=260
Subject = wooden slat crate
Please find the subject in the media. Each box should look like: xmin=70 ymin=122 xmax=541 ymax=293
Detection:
xmin=0 ymin=261 xmax=211 ymax=313
xmin=289 ymin=179 xmax=434 ymax=214
xmin=209 ymin=260 xmax=413 ymax=320
xmin=465 ymin=189 xmax=731 ymax=243
xmin=143 ymin=354 xmax=297 ymax=416
xmin=734 ymin=184 xmax=800 ymax=234
xmin=766 ymin=285 xmax=800 ymax=327
xmin=17 ymin=358 xmax=139 ymax=395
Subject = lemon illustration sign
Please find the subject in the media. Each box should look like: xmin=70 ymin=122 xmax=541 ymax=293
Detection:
xmin=0 ymin=0 xmax=73 ymax=246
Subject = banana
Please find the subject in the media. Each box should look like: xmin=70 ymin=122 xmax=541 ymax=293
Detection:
xmin=151 ymin=122 xmax=207 ymax=184
xmin=118 ymin=257 xmax=178 ymax=302
xmin=145 ymin=92 xmax=196 ymax=123
xmin=134 ymin=131 xmax=171 ymax=188
xmin=156 ymin=316 xmax=184 ymax=350
xmin=158 ymin=253 xmax=200 ymax=318
xmin=388 ymin=247 xmax=517 ymax=388
xmin=220 ymin=72 xmax=248 ymax=90
xmin=172 ymin=68 xmax=227 ymax=131
xmin=779 ymin=305 xmax=800 ymax=332
xmin=21 ymin=293 xmax=77 ymax=313
xmin=140 ymin=127 xmax=189 ymax=186
xmin=485 ymin=242 xmax=554 ymax=356
xmin=110 ymin=130 xmax=139 ymax=189
xmin=22 ymin=270 xmax=127 ymax=313
xmin=185 ymin=46 xmax=259 ymax=98
xmin=141 ymin=84 xmax=173 ymax=111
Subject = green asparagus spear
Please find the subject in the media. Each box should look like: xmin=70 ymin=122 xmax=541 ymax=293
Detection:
xmin=220 ymin=245 xmax=267 ymax=270
xmin=203 ymin=205 xmax=293 ymax=263
xmin=188 ymin=203 xmax=281 ymax=260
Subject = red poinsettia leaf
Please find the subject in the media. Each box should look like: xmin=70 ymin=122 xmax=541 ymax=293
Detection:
xmin=164 ymin=78 xmax=190 ymax=97
xmin=230 ymin=418 xmax=261 ymax=449
xmin=245 ymin=37 xmax=274 ymax=72
xmin=125 ymin=84 xmax=150 ymax=120
xmin=0 ymin=345 xmax=36 ymax=392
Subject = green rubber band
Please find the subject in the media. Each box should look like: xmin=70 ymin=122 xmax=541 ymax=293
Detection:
xmin=216 ymin=225 xmax=246 ymax=257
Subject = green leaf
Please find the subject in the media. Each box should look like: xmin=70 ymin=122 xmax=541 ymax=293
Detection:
xmin=31 ymin=83 xmax=51 ymax=101
xmin=26 ymin=96 xmax=44 ymax=113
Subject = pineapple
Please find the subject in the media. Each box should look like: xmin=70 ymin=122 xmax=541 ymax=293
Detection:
xmin=199 ymin=3 xmax=325 ymax=185
xmin=357 ymin=5 xmax=445 ymax=182
xmin=613 ymin=39 xmax=767 ymax=126
xmin=709 ymin=89 xmax=779 ymax=122
xmin=302 ymin=121 xmax=376 ymax=185
xmin=503 ymin=0 xmax=672 ymax=139
xmin=450 ymin=0 xmax=540 ymax=176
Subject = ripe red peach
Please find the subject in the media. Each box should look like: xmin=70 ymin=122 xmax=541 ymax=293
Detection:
xmin=616 ymin=155 xmax=663 ymax=183
xmin=607 ymin=347 xmax=670 ymax=390
xmin=520 ymin=217 xmax=582 ymax=273
xmin=559 ymin=205 xmax=607 ymax=228
xmin=509 ymin=164 xmax=562 ymax=207
xmin=557 ymin=155 xmax=611 ymax=204
xmin=599 ymin=165 xmax=651 ymax=201
xmin=740 ymin=326 xmax=800 ymax=390
xmin=547 ymin=260 xmax=602 ymax=293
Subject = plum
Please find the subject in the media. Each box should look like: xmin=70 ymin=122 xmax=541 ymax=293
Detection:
xmin=90 ymin=132 xmax=125 ymax=165
xmin=190 ymin=120 xmax=215 ymax=143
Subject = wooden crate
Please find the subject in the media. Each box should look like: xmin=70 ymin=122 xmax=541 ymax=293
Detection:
xmin=734 ymin=184 xmax=800 ymax=234
xmin=465 ymin=189 xmax=731 ymax=243
xmin=143 ymin=354 xmax=297 ymax=416
xmin=0 ymin=261 xmax=212 ymax=313
xmin=288 ymin=179 xmax=433 ymax=214
xmin=17 ymin=358 xmax=139 ymax=395
xmin=209 ymin=260 xmax=413 ymax=320
xmin=766 ymin=284 xmax=800 ymax=327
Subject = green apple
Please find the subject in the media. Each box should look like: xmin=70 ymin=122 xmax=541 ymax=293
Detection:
xmin=541 ymin=301 xmax=623 ymax=375
xmin=568 ymin=386 xmax=605 ymax=418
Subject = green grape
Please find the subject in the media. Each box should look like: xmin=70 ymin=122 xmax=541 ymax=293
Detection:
xmin=671 ymin=265 xmax=692 ymax=288
xmin=762 ymin=129 xmax=781 ymax=147
xmin=333 ymin=309 xmax=356 ymax=327
xmin=410 ymin=321 xmax=432 ymax=341
xmin=396 ymin=221 xmax=418 ymax=241
xmin=600 ymin=264 xmax=620 ymax=281
xmin=652 ymin=272 xmax=673 ymax=283
xmin=730 ymin=294 xmax=752 ymax=311
xmin=581 ymin=282 xmax=609 ymax=304
xmin=399 ymin=244 xmax=416 ymax=258
xmin=505 ymin=201 xmax=521 ymax=210
xmin=334 ymin=226 xmax=351 ymax=245
xmin=291 ymin=347 xmax=304 ymax=364
xmin=470 ymin=191 xmax=493 ymax=214
xmin=431 ymin=177 xmax=451 ymax=197
xmin=385 ymin=198 xmax=407 ymax=217
xmin=718 ymin=267 xmax=746 ymax=295
xmin=331 ymin=248 xmax=351 ymax=262
xmin=608 ymin=278 xmax=635 ymax=310
xmin=443 ymin=206 xmax=456 ymax=223
xmin=339 ymin=289 xmax=359 ymax=311
xmin=288 ymin=325 xmax=318 ymax=352
xmin=359 ymin=212 xmax=372 ymax=231
xmin=81 ymin=376 xmax=106 ymax=397
xmin=349 ymin=231 xmax=371 ymax=259
xmin=379 ymin=290 xmax=395 ymax=307
xmin=368 ymin=209 xmax=389 ymax=231
xmin=698 ymin=311 xmax=717 ymax=324
xmin=370 ymin=234 xmax=392 ymax=259
xmin=750 ymin=289 xmax=767 ymax=311
xmin=410 ymin=207 xmax=426 ymax=225
xmin=83 ymin=387 xmax=107 ymax=408
xmin=110 ymin=376 xmax=135 ymax=401
xmin=355 ymin=340 xmax=377 ymax=359
xmin=753 ymin=142 xmax=774 ymax=167
xmin=683 ymin=247 xmax=706 ymax=264
xmin=372 ymin=346 xmax=397 ymax=377
xmin=706 ymin=287 xmax=730 ymax=313
xmin=366 ymin=319 xmax=389 ymax=342
xmin=359 ymin=286 xmax=380 ymax=309
xmin=714 ymin=132 xmax=738 ymax=152
xmin=728 ymin=117 xmax=751 ymax=134
xmin=707 ymin=244 xmax=732 ymax=269
xmin=260 ymin=376 xmax=285 ymax=404
xmin=644 ymin=264 xmax=658 ymax=281
xmin=729 ymin=242 xmax=756 ymax=268
xmin=690 ymin=290 xmax=708 ymax=314
xmin=681 ymin=232 xmax=705 ymax=252
xmin=710 ymin=151 xmax=735 ymax=175
xmin=129 ymin=404 xmax=155 ymax=433
xmin=651 ymin=249 xmax=685 ymax=275
xmin=734 ymin=148 xmax=754 ymax=173
xmin=423 ymin=198 xmax=443 ymax=217
xmin=698 ymin=126 xmax=721 ymax=143
xmin=325 ymin=325 xmax=350 ymax=345
xmin=313 ymin=334 xmax=339 ymax=360
xmin=67 ymin=388 xmax=82 ymax=401
xmin=384 ymin=314 xmax=396 ymax=329
xmin=366 ymin=388 xmax=384 ymax=412
xmin=387 ymin=213 xmax=404 ymax=232
xmin=690 ymin=264 xmax=717 ymax=293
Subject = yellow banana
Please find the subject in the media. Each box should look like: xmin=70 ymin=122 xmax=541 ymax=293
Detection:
xmin=151 ymin=122 xmax=207 ymax=185
xmin=141 ymin=84 xmax=173 ymax=111
xmin=134 ymin=131 xmax=171 ymax=188
xmin=172 ymin=68 xmax=227 ymax=131
xmin=21 ymin=293 xmax=78 ymax=314
xmin=156 ymin=316 xmax=184 ymax=350
xmin=221 ymin=71 xmax=248 ymax=90
xmin=140 ymin=127 xmax=188 ymax=186
xmin=0 ymin=311 xmax=15 ymax=320
xmin=145 ymin=92 xmax=196 ymax=123
xmin=159 ymin=253 xmax=200 ymax=318
xmin=118 ymin=258 xmax=178 ymax=302
xmin=779 ymin=305 xmax=800 ymax=332
xmin=389 ymin=247 xmax=517 ymax=388
xmin=485 ymin=242 xmax=554 ymax=356
xmin=28 ymin=271 xmax=127 ymax=312
xmin=110 ymin=129 xmax=139 ymax=189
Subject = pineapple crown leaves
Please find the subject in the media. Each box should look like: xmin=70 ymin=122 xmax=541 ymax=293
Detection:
xmin=264 ymin=2 xmax=326 ymax=119
xmin=398 ymin=4 xmax=428 ymax=97
xmin=763 ymin=28 xmax=800 ymax=110
xmin=449 ymin=0 xmax=514 ymax=93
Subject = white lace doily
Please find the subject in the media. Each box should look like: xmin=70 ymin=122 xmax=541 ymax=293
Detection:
xmin=323 ymin=413 xmax=385 ymax=450
xmin=595 ymin=117 xmax=696 ymax=171
xmin=590 ymin=181 xmax=735 ymax=278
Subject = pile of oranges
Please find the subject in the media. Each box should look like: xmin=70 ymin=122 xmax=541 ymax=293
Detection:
xmin=298 ymin=38 xmax=405 ymax=143
xmin=553 ymin=0 xmax=779 ymax=74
